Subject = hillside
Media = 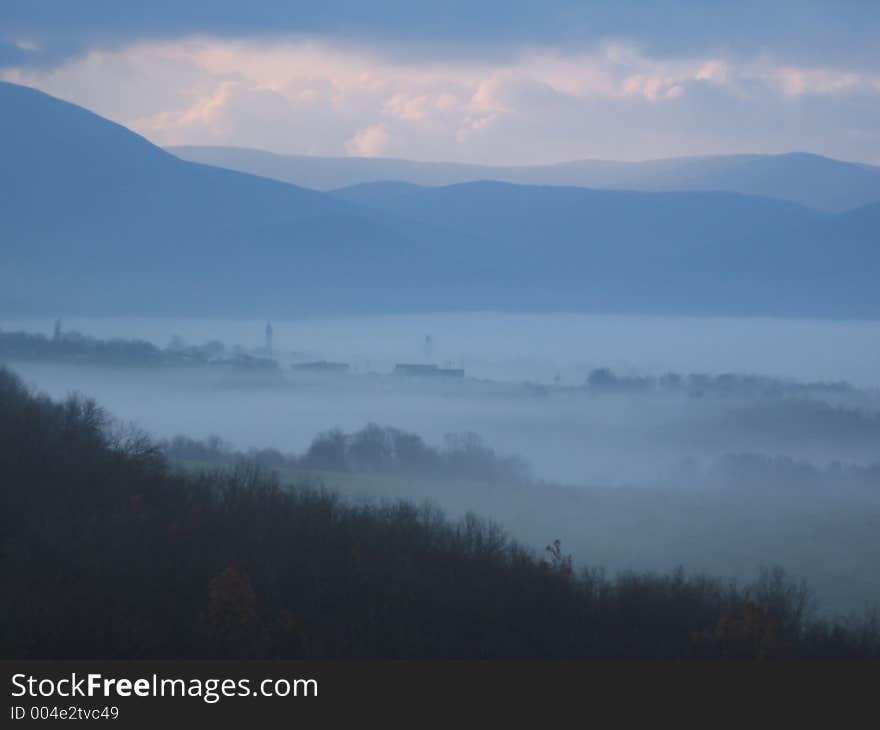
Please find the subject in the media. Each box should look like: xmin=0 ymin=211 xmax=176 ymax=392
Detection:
xmin=2 ymin=82 xmax=878 ymax=317
xmin=0 ymin=82 xmax=489 ymax=315
xmin=333 ymin=180 xmax=880 ymax=317
xmin=2 ymin=364 xmax=877 ymax=659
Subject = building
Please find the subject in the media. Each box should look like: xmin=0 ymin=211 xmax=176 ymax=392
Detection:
xmin=265 ymin=322 xmax=274 ymax=355
xmin=291 ymin=360 xmax=351 ymax=373
xmin=394 ymin=363 xmax=465 ymax=378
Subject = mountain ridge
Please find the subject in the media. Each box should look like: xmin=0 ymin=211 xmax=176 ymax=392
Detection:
xmin=170 ymin=145 xmax=880 ymax=212
xmin=0 ymin=81 xmax=494 ymax=315
xmin=2 ymin=81 xmax=878 ymax=318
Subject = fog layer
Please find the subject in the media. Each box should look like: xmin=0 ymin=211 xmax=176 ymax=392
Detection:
xmin=4 ymin=312 xmax=879 ymax=614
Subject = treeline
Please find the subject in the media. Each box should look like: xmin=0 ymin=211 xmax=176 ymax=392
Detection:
xmin=0 ymin=327 xmax=164 ymax=366
xmin=166 ymin=425 xmax=880 ymax=500
xmin=0 ymin=328 xmax=276 ymax=370
xmin=1 ymin=365 xmax=878 ymax=659
xmin=670 ymin=452 xmax=880 ymax=495
xmin=161 ymin=425 xmax=532 ymax=484
xmin=585 ymin=367 xmax=853 ymax=399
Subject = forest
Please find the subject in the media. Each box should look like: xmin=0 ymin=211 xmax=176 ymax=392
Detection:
xmin=2 ymin=365 xmax=877 ymax=660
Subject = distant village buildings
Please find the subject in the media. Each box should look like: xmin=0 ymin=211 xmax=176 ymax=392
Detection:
xmin=394 ymin=363 xmax=465 ymax=378
xmin=393 ymin=334 xmax=465 ymax=377
xmin=291 ymin=361 xmax=351 ymax=373
xmin=265 ymin=326 xmax=465 ymax=378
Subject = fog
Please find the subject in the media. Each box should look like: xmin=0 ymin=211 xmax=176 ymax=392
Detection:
xmin=3 ymin=311 xmax=880 ymax=614
xmin=6 ymin=312 xmax=880 ymax=386
xmin=7 ymin=358 xmax=880 ymax=486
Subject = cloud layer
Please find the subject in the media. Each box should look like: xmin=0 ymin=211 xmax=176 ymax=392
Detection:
xmin=3 ymin=33 xmax=880 ymax=164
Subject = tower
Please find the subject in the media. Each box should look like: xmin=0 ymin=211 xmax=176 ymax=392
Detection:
xmin=424 ymin=334 xmax=434 ymax=362
xmin=265 ymin=322 xmax=274 ymax=355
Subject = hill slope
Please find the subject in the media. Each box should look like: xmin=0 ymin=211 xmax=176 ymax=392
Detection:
xmin=2 ymin=82 xmax=878 ymax=317
xmin=332 ymin=180 xmax=880 ymax=317
xmin=0 ymin=82 xmax=489 ymax=315
xmin=3 ymin=365 xmax=877 ymax=659
xmin=171 ymin=145 xmax=880 ymax=212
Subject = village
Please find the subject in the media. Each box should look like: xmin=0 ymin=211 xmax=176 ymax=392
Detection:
xmin=0 ymin=320 xmax=467 ymax=379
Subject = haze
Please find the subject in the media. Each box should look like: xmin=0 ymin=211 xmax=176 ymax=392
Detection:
xmin=2 ymin=2 xmax=880 ymax=660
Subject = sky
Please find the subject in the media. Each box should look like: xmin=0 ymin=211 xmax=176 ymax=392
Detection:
xmin=2 ymin=1 xmax=879 ymax=165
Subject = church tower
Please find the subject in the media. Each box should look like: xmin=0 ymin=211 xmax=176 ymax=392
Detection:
xmin=265 ymin=322 xmax=274 ymax=355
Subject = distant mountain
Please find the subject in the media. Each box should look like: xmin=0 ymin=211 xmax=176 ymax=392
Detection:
xmin=170 ymin=145 xmax=880 ymax=212
xmin=2 ymin=82 xmax=878 ymax=318
xmin=333 ymin=181 xmax=821 ymax=277
xmin=0 ymin=82 xmax=491 ymax=316
xmin=331 ymin=180 xmax=880 ymax=317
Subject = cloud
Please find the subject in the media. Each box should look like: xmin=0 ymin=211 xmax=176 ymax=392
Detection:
xmin=696 ymin=60 xmax=731 ymax=86
xmin=3 ymin=35 xmax=880 ymax=164
xmin=772 ymin=67 xmax=867 ymax=97
xmin=345 ymin=124 xmax=390 ymax=157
